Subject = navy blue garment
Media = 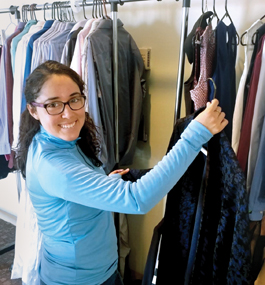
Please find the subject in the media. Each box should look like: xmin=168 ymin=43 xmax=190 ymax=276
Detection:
xmin=209 ymin=21 xmax=237 ymax=143
xmin=156 ymin=109 xmax=251 ymax=285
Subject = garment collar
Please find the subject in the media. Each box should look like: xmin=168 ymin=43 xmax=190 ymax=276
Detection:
xmin=38 ymin=125 xmax=80 ymax=148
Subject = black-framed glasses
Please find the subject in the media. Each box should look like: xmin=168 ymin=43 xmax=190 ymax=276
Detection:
xmin=31 ymin=95 xmax=86 ymax=115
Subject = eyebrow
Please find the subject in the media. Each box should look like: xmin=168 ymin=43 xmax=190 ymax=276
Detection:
xmin=43 ymin=92 xmax=82 ymax=103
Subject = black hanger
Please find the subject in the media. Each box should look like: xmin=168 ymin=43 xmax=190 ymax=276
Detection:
xmin=220 ymin=0 xmax=240 ymax=45
xmin=240 ymin=31 xmax=247 ymax=46
xmin=202 ymin=0 xmax=207 ymax=14
xmin=212 ymin=0 xmax=219 ymax=22
xmin=250 ymin=15 xmax=265 ymax=45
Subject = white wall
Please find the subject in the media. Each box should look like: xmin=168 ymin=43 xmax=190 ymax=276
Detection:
xmin=0 ymin=0 xmax=264 ymax=279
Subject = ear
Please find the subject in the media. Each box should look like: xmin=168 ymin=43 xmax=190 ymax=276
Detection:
xmin=27 ymin=104 xmax=39 ymax=121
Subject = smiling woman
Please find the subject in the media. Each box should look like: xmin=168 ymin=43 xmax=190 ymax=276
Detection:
xmin=16 ymin=60 xmax=102 ymax=179
xmin=14 ymin=60 xmax=227 ymax=285
xmin=27 ymin=74 xmax=86 ymax=141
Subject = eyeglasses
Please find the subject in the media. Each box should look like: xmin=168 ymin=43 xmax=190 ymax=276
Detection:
xmin=31 ymin=95 xmax=86 ymax=115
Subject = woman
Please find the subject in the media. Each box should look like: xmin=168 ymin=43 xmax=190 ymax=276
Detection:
xmin=16 ymin=60 xmax=227 ymax=285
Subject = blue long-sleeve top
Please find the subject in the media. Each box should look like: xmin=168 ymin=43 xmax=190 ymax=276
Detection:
xmin=26 ymin=120 xmax=212 ymax=285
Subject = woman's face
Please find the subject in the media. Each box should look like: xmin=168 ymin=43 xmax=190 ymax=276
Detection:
xmin=28 ymin=74 xmax=86 ymax=141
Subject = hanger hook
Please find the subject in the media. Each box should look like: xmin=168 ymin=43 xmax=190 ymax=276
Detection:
xmin=207 ymin=78 xmax=217 ymax=99
xmin=82 ymin=0 xmax=87 ymax=20
xmin=213 ymin=0 xmax=219 ymax=21
xmin=30 ymin=4 xmax=37 ymax=21
xmin=43 ymin=2 xmax=48 ymax=21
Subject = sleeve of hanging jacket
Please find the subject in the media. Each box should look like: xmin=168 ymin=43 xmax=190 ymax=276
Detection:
xmin=27 ymin=120 xmax=212 ymax=214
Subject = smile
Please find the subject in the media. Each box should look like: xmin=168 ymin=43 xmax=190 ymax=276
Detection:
xmin=60 ymin=121 xmax=76 ymax=129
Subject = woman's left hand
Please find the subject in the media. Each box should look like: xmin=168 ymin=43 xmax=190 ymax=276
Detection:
xmin=108 ymin=168 xmax=130 ymax=176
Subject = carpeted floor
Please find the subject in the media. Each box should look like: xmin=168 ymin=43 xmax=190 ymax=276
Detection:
xmin=0 ymin=219 xmax=21 ymax=285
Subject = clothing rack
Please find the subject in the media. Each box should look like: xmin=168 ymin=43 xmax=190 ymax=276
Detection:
xmin=21 ymin=0 xmax=188 ymax=157
xmin=0 ymin=0 xmax=188 ymax=162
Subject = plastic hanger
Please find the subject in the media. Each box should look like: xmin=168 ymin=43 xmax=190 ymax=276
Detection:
xmin=4 ymin=12 xmax=16 ymax=34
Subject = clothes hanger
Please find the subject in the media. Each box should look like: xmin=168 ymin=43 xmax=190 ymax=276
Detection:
xmin=98 ymin=0 xmax=103 ymax=18
xmin=250 ymin=14 xmax=265 ymax=45
xmin=43 ymin=2 xmax=49 ymax=21
xmin=102 ymin=0 xmax=110 ymax=19
xmin=220 ymin=0 xmax=240 ymax=45
xmin=240 ymin=31 xmax=247 ymax=46
xmin=92 ymin=0 xmax=98 ymax=19
xmin=82 ymin=0 xmax=87 ymax=20
xmin=199 ymin=77 xmax=217 ymax=156
xmin=21 ymin=5 xmax=29 ymax=22
xmin=4 ymin=12 xmax=17 ymax=33
xmin=30 ymin=4 xmax=37 ymax=21
xmin=212 ymin=0 xmax=219 ymax=22
xmin=202 ymin=0 xmax=208 ymax=14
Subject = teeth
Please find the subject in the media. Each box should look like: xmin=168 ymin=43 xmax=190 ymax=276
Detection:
xmin=60 ymin=121 xmax=76 ymax=129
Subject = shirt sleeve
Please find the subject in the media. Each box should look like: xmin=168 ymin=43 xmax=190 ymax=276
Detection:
xmin=35 ymin=120 xmax=212 ymax=214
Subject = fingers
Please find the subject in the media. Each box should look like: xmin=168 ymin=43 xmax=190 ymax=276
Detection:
xmin=119 ymin=168 xmax=130 ymax=176
xmin=206 ymin=98 xmax=219 ymax=110
xmin=194 ymin=99 xmax=228 ymax=135
xmin=109 ymin=168 xmax=130 ymax=176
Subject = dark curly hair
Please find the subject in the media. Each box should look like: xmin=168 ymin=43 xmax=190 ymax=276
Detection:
xmin=15 ymin=60 xmax=102 ymax=178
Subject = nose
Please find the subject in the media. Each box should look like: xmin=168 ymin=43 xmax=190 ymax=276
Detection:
xmin=61 ymin=103 xmax=73 ymax=118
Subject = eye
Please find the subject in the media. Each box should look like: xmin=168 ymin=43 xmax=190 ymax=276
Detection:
xmin=70 ymin=97 xmax=82 ymax=103
xmin=47 ymin=102 xmax=61 ymax=108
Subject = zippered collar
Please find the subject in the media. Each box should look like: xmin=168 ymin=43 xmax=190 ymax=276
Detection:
xmin=37 ymin=125 xmax=80 ymax=149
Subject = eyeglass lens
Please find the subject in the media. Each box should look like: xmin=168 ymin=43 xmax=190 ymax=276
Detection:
xmin=46 ymin=96 xmax=85 ymax=115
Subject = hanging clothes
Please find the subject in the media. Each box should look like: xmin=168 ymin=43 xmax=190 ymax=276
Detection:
xmin=12 ymin=21 xmax=44 ymax=149
xmin=145 ymin=109 xmax=251 ymax=285
xmin=190 ymin=22 xmax=215 ymax=110
xmin=232 ymin=19 xmax=264 ymax=154
xmin=88 ymin=18 xmax=145 ymax=172
xmin=237 ymin=35 xmax=265 ymax=175
xmin=10 ymin=20 xmax=37 ymax=76
xmin=209 ymin=20 xmax=237 ymax=143
xmin=70 ymin=18 xmax=95 ymax=76
xmin=183 ymin=11 xmax=213 ymax=115
xmin=247 ymin=35 xmax=265 ymax=203
xmin=242 ymin=24 xmax=265 ymax=117
xmin=2 ymin=22 xmax=26 ymax=168
xmin=21 ymin=20 xmax=55 ymax=113
xmin=60 ymin=19 xmax=86 ymax=67
xmin=249 ymin=116 xmax=265 ymax=221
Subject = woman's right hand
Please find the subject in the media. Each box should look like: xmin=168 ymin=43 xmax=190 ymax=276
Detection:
xmin=195 ymin=99 xmax=228 ymax=135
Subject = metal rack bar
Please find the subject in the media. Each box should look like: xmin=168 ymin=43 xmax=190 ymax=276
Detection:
xmin=174 ymin=0 xmax=190 ymax=124
xmin=0 ymin=5 xmax=20 ymax=22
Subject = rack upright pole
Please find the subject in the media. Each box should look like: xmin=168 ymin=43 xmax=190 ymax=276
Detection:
xmin=174 ymin=0 xmax=190 ymax=124
xmin=111 ymin=1 xmax=120 ymax=164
